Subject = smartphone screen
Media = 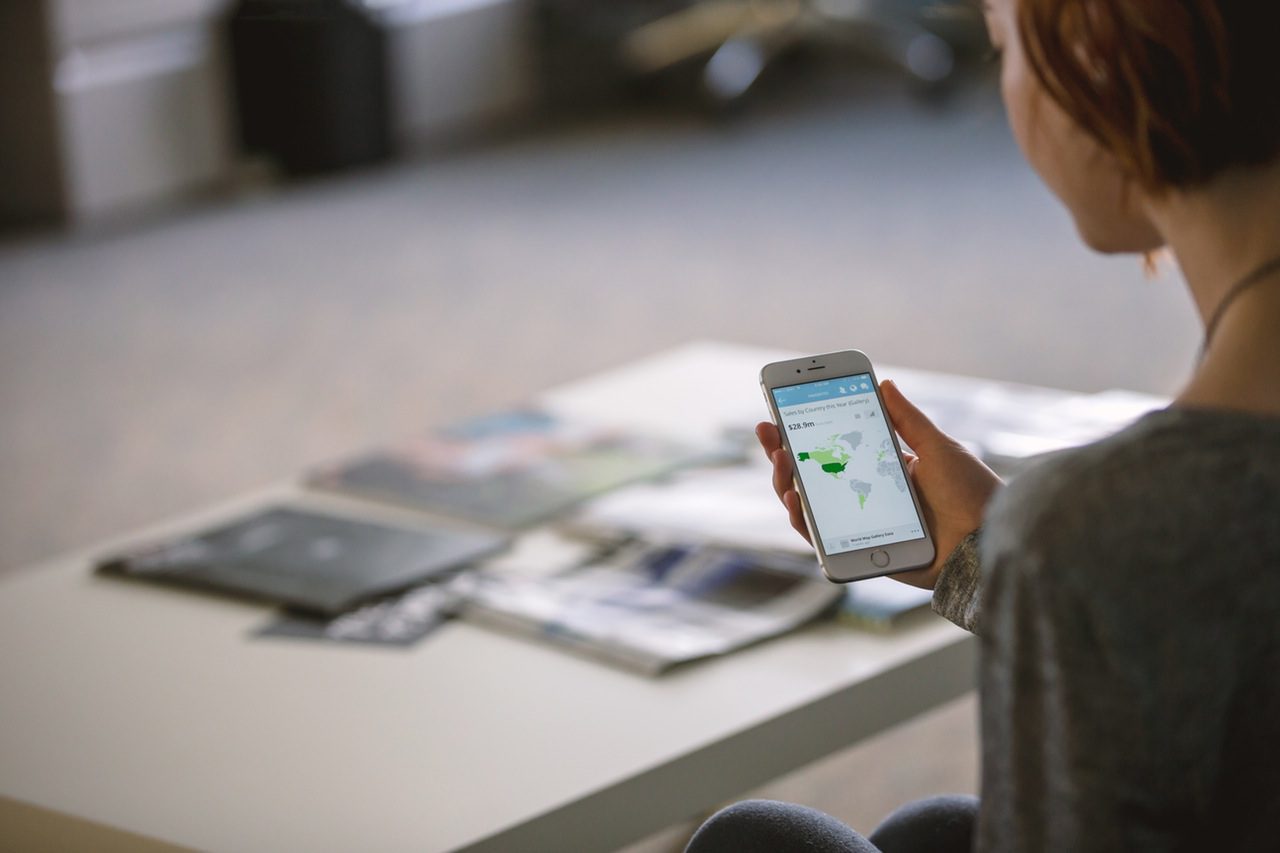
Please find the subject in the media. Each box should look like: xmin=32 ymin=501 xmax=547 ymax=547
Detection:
xmin=771 ymin=374 xmax=925 ymax=555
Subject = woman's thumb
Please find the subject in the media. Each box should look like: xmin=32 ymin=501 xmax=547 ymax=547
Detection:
xmin=880 ymin=379 xmax=946 ymax=453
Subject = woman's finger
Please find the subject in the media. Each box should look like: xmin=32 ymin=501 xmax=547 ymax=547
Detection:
xmin=783 ymin=490 xmax=811 ymax=543
xmin=756 ymin=421 xmax=781 ymax=461
xmin=772 ymin=449 xmax=794 ymax=504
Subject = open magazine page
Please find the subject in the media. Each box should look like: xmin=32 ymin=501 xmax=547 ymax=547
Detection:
xmin=885 ymin=369 xmax=1168 ymax=474
xmin=458 ymin=542 xmax=843 ymax=675
xmin=568 ymin=459 xmax=810 ymax=554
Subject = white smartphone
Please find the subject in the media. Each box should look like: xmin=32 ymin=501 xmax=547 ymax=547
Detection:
xmin=760 ymin=350 xmax=935 ymax=583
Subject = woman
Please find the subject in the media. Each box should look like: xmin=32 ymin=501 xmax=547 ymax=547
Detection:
xmin=687 ymin=1 xmax=1280 ymax=850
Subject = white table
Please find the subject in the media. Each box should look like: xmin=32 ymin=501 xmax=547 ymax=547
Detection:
xmin=0 ymin=342 xmax=978 ymax=852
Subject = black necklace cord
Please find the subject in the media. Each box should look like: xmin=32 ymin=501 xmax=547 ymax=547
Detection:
xmin=1199 ymin=252 xmax=1280 ymax=361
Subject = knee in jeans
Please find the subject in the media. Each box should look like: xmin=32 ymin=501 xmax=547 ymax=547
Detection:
xmin=685 ymin=799 xmax=784 ymax=852
xmin=868 ymin=794 xmax=978 ymax=853
xmin=685 ymin=799 xmax=876 ymax=853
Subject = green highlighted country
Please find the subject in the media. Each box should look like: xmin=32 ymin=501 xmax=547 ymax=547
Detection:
xmin=799 ymin=441 xmax=876 ymax=509
xmin=799 ymin=445 xmax=851 ymax=476
xmin=805 ymin=447 xmax=849 ymax=468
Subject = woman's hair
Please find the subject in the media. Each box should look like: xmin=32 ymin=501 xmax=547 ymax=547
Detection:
xmin=1016 ymin=0 xmax=1280 ymax=191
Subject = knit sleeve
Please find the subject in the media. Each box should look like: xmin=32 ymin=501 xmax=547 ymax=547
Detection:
xmin=931 ymin=528 xmax=983 ymax=634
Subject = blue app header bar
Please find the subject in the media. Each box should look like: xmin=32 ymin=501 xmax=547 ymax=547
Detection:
xmin=772 ymin=373 xmax=875 ymax=409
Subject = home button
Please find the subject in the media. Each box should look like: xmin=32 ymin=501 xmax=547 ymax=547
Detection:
xmin=870 ymin=550 xmax=891 ymax=568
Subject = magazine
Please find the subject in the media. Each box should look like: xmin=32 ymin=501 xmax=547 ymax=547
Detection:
xmin=96 ymin=506 xmax=506 ymax=615
xmin=308 ymin=409 xmax=738 ymax=529
xmin=458 ymin=541 xmax=843 ymax=675
xmin=837 ymin=576 xmax=935 ymax=631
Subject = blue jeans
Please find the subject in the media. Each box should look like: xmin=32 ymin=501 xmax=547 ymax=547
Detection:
xmin=684 ymin=794 xmax=979 ymax=853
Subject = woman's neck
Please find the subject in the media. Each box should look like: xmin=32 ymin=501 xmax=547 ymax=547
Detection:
xmin=1145 ymin=159 xmax=1280 ymax=415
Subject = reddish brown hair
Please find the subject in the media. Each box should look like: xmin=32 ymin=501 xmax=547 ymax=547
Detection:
xmin=1016 ymin=0 xmax=1280 ymax=191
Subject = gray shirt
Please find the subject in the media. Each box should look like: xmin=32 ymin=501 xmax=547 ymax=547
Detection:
xmin=931 ymin=407 xmax=1280 ymax=851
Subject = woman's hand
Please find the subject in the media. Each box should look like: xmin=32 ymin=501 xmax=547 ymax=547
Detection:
xmin=756 ymin=379 xmax=1002 ymax=590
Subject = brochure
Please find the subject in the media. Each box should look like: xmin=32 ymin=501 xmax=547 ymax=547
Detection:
xmin=257 ymin=580 xmax=464 ymax=646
